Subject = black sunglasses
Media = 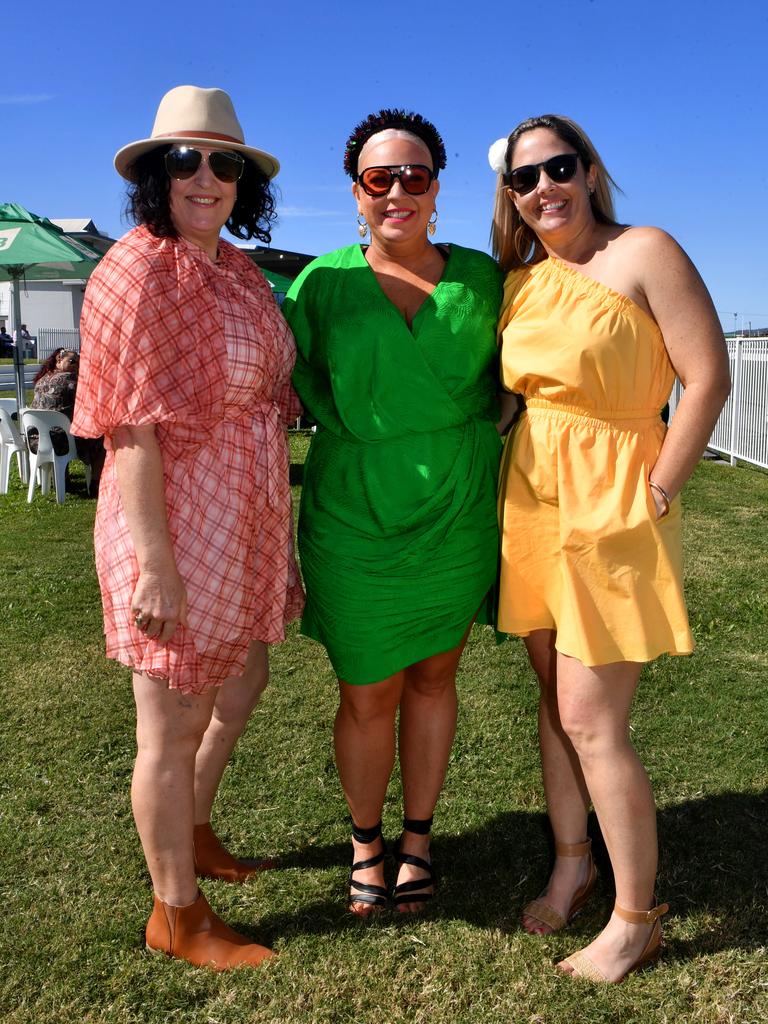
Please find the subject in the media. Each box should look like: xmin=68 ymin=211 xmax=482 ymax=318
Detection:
xmin=357 ymin=164 xmax=435 ymax=197
xmin=164 ymin=147 xmax=245 ymax=184
xmin=506 ymin=153 xmax=580 ymax=195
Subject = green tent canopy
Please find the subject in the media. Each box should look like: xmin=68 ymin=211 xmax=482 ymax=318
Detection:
xmin=259 ymin=268 xmax=293 ymax=294
xmin=0 ymin=202 xmax=102 ymax=411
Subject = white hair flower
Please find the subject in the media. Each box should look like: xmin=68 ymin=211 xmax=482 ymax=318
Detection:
xmin=488 ymin=138 xmax=509 ymax=175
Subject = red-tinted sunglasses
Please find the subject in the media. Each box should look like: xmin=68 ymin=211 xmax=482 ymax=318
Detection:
xmin=357 ymin=164 xmax=435 ymax=197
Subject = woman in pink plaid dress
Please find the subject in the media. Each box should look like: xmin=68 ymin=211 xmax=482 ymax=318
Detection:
xmin=72 ymin=87 xmax=303 ymax=970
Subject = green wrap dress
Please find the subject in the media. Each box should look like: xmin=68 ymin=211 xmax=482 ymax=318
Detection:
xmin=283 ymin=243 xmax=502 ymax=684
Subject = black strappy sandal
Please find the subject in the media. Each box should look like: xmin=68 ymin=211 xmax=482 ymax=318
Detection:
xmin=393 ymin=816 xmax=435 ymax=911
xmin=348 ymin=820 xmax=388 ymax=914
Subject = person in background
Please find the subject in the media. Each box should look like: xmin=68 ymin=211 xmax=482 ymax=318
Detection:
xmin=28 ymin=347 xmax=78 ymax=460
xmin=489 ymin=114 xmax=729 ymax=982
xmin=32 ymin=347 xmax=78 ymax=422
xmin=284 ymin=109 xmax=502 ymax=916
xmin=72 ymin=85 xmax=303 ymax=969
xmin=19 ymin=324 xmax=33 ymax=356
xmin=28 ymin=347 xmax=105 ymax=496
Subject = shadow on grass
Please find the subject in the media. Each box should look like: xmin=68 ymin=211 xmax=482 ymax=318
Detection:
xmin=249 ymin=789 xmax=767 ymax=953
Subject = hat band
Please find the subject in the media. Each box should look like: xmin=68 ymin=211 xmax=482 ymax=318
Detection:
xmin=155 ymin=129 xmax=243 ymax=144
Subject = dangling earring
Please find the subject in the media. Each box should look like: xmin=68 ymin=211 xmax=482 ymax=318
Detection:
xmin=427 ymin=211 xmax=438 ymax=237
xmin=357 ymin=214 xmax=368 ymax=238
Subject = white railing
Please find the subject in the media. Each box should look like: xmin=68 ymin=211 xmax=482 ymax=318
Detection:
xmin=668 ymin=337 xmax=768 ymax=470
xmin=36 ymin=327 xmax=81 ymax=361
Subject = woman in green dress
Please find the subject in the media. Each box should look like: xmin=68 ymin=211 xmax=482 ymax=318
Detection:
xmin=283 ymin=110 xmax=501 ymax=914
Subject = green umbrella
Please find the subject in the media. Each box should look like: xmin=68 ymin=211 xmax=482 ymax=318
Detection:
xmin=0 ymin=202 xmax=102 ymax=413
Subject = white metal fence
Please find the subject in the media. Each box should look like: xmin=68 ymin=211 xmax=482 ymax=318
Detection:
xmin=36 ymin=327 xmax=81 ymax=361
xmin=668 ymin=337 xmax=768 ymax=470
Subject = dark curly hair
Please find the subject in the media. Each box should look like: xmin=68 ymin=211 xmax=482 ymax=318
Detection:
xmin=124 ymin=145 xmax=277 ymax=243
xmin=33 ymin=347 xmax=63 ymax=384
xmin=33 ymin=347 xmax=78 ymax=384
xmin=344 ymin=109 xmax=447 ymax=179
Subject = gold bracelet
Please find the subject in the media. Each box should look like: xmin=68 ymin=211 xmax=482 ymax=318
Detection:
xmin=649 ymin=480 xmax=671 ymax=518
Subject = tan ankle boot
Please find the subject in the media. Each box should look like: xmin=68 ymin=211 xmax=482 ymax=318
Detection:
xmin=193 ymin=822 xmax=277 ymax=883
xmin=145 ymin=890 xmax=274 ymax=970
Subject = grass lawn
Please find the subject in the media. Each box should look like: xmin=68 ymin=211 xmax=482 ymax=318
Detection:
xmin=0 ymin=443 xmax=766 ymax=1024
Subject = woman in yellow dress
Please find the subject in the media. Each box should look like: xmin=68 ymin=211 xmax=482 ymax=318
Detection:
xmin=489 ymin=115 xmax=730 ymax=982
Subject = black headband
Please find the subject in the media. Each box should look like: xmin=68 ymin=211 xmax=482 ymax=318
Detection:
xmin=344 ymin=109 xmax=447 ymax=179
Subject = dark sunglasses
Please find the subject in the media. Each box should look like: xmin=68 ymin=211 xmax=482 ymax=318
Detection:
xmin=506 ymin=153 xmax=580 ymax=195
xmin=164 ymin=147 xmax=245 ymax=183
xmin=357 ymin=164 xmax=435 ymax=197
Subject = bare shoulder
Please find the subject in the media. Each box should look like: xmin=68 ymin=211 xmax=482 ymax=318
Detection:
xmin=616 ymin=227 xmax=704 ymax=304
xmin=613 ymin=225 xmax=687 ymax=262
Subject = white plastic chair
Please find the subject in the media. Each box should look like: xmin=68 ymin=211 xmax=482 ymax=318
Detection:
xmin=21 ymin=408 xmax=86 ymax=504
xmin=0 ymin=405 xmax=28 ymax=493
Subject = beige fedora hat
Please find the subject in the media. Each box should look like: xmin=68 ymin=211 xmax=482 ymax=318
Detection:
xmin=114 ymin=85 xmax=280 ymax=181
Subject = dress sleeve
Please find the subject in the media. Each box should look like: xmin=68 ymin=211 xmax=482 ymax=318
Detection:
xmin=283 ymin=266 xmax=334 ymax=428
xmin=498 ymin=266 xmax=531 ymax=339
xmin=72 ymin=239 xmax=222 ymax=440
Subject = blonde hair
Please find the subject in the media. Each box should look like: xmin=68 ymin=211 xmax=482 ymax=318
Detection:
xmin=490 ymin=114 xmax=621 ymax=273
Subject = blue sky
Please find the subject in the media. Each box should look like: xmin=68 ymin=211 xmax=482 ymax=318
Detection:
xmin=3 ymin=0 xmax=767 ymax=330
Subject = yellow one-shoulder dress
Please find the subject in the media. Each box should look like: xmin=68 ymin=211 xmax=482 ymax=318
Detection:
xmin=497 ymin=258 xmax=694 ymax=666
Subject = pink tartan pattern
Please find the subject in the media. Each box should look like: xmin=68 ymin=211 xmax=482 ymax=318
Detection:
xmin=73 ymin=226 xmax=304 ymax=693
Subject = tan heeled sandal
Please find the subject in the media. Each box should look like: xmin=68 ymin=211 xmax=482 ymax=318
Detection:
xmin=522 ymin=838 xmax=597 ymax=934
xmin=559 ymin=901 xmax=669 ymax=983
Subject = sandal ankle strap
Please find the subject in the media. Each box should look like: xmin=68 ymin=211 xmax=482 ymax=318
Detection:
xmin=351 ymin=819 xmax=383 ymax=845
xmin=402 ymin=816 xmax=433 ymax=835
xmin=555 ymin=838 xmax=591 ymax=857
xmin=614 ymin=901 xmax=669 ymax=924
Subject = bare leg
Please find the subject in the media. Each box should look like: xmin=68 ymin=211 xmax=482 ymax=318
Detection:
xmin=335 ymin=674 xmax=404 ymax=914
xmin=555 ymin=654 xmax=660 ymax=981
xmin=194 ymin=640 xmax=269 ymax=825
xmin=522 ymin=630 xmax=593 ymax=934
xmin=395 ymin=631 xmax=471 ymax=912
xmin=132 ymin=672 xmax=216 ymax=905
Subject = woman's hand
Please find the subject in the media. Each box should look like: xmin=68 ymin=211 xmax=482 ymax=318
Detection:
xmin=131 ymin=567 xmax=188 ymax=644
xmin=650 ymin=487 xmax=668 ymax=521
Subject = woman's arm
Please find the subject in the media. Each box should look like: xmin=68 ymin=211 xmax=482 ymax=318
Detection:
xmin=112 ymin=423 xmax=187 ymax=644
xmin=634 ymin=229 xmax=730 ymax=514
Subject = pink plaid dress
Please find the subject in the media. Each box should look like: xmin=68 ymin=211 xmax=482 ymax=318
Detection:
xmin=72 ymin=226 xmax=304 ymax=694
